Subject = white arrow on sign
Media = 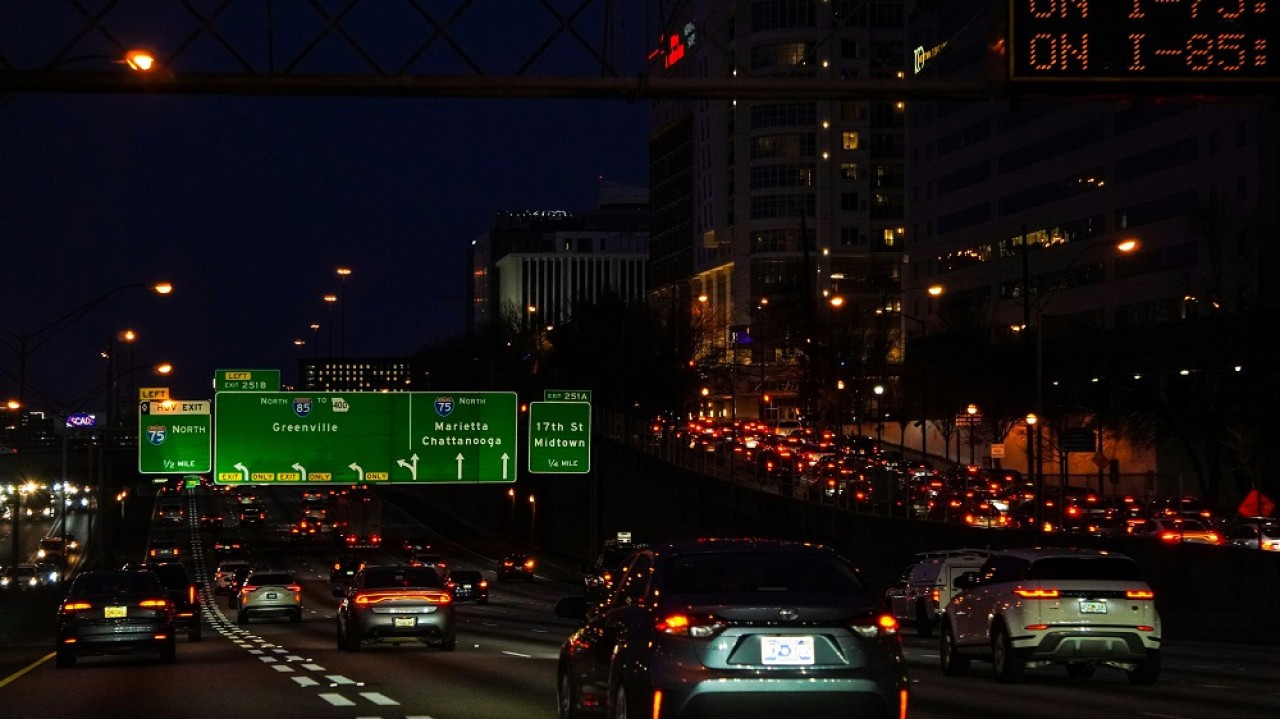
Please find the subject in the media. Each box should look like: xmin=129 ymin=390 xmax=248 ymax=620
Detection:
xmin=233 ymin=462 xmax=249 ymax=482
xmin=396 ymin=453 xmax=419 ymax=480
xmin=455 ymin=453 xmax=465 ymax=480
xmin=501 ymin=453 xmax=510 ymax=480
xmin=348 ymin=462 xmax=364 ymax=482
xmin=292 ymin=462 xmax=306 ymax=481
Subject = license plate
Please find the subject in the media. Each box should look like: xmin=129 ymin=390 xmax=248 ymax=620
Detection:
xmin=104 ymin=605 xmax=127 ymax=619
xmin=393 ymin=617 xmax=416 ymax=628
xmin=265 ymin=592 xmax=278 ymax=600
xmin=1080 ymin=600 xmax=1107 ymax=614
xmin=761 ymin=636 xmax=814 ymax=665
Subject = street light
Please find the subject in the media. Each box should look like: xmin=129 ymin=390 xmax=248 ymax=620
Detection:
xmin=336 ymin=267 xmax=352 ymax=358
xmin=873 ymin=384 xmax=885 ymax=447
xmin=966 ymin=403 xmax=978 ymax=467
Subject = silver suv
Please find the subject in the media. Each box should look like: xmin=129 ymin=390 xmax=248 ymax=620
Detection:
xmin=884 ymin=548 xmax=990 ymax=638
xmin=939 ymin=547 xmax=1161 ymax=684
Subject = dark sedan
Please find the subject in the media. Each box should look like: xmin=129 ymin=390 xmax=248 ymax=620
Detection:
xmin=55 ymin=568 xmax=177 ymax=667
xmin=556 ymin=538 xmax=909 ymax=719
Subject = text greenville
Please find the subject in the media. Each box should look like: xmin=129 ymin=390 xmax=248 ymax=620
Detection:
xmin=272 ymin=422 xmax=339 ymax=432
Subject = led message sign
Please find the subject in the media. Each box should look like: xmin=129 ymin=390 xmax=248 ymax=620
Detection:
xmin=1010 ymin=0 xmax=1277 ymax=82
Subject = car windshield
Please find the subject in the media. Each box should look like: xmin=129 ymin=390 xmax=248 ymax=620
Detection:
xmin=363 ymin=567 xmax=443 ymax=589
xmin=1027 ymin=557 xmax=1142 ymax=581
xmin=663 ymin=550 xmax=868 ymax=597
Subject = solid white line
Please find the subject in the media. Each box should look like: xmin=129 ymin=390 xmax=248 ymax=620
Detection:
xmin=360 ymin=692 xmax=400 ymax=706
xmin=318 ymin=693 xmax=356 ymax=707
xmin=502 ymin=651 xmax=532 ymax=659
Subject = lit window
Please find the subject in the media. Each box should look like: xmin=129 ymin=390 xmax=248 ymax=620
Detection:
xmin=842 ymin=131 xmax=859 ymax=150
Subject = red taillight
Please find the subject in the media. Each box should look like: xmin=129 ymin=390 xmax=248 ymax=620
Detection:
xmin=62 ymin=601 xmax=92 ymax=613
xmin=478 ymin=580 xmax=488 ymax=588
xmin=656 ymin=613 xmax=725 ymax=637
xmin=188 ymin=586 xmax=196 ymax=604
xmin=849 ymin=613 xmax=899 ymax=638
xmin=930 ymin=588 xmax=941 ymax=604
xmin=1126 ymin=589 xmax=1155 ymax=600
xmin=241 ymin=584 xmax=258 ymax=593
xmin=139 ymin=599 xmax=169 ymax=609
xmin=1014 ymin=588 xmax=1060 ymax=599
xmin=1205 ymin=533 xmax=1221 ymax=544
xmin=354 ymin=591 xmax=452 ymax=606
xmin=524 ymin=559 xmax=535 ymax=570
xmin=1160 ymin=531 xmax=1182 ymax=543
xmin=286 ymin=584 xmax=302 ymax=592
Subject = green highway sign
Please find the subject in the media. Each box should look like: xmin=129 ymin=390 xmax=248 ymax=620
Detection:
xmin=213 ymin=391 xmax=518 ymax=485
xmin=528 ymin=401 xmax=591 ymax=474
xmin=543 ymin=389 xmax=592 ymax=402
xmin=215 ymin=368 xmax=281 ymax=392
xmin=138 ymin=400 xmax=212 ymax=475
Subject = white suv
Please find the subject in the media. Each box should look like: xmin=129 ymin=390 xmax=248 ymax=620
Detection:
xmin=939 ymin=547 xmax=1161 ymax=684
xmin=884 ymin=548 xmax=990 ymax=638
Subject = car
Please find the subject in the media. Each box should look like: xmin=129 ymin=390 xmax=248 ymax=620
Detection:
xmin=127 ymin=562 xmax=203 ymax=642
xmin=54 ymin=567 xmax=177 ymax=667
xmin=400 ymin=536 xmax=433 ymax=557
xmin=213 ymin=558 xmax=252 ymax=595
xmin=63 ymin=533 xmax=81 ymax=552
xmin=939 ymin=547 xmax=1162 ymax=684
xmin=2 ymin=563 xmax=46 ymax=590
xmin=199 ymin=512 xmax=225 ymax=530
xmin=555 ymin=538 xmax=908 ymax=719
xmin=446 ymin=569 xmax=489 ymax=604
xmin=237 ymin=504 xmax=266 ymax=527
xmin=1133 ymin=517 xmax=1223 ymax=545
xmin=146 ymin=539 xmax=182 ymax=560
xmin=157 ymin=502 xmax=185 ymax=525
xmin=212 ymin=538 xmax=246 ymax=557
xmin=498 ymin=553 xmax=534 ymax=581
xmin=582 ymin=541 xmax=641 ymax=606
xmin=289 ymin=518 xmax=322 ymax=542
xmin=409 ymin=551 xmax=448 ymax=576
xmin=330 ymin=554 xmax=364 ymax=584
xmin=885 ymin=548 xmax=990 ymax=638
xmin=334 ymin=564 xmax=456 ymax=651
xmin=234 ymin=570 xmax=303 ymax=624
xmin=1225 ymin=518 xmax=1280 ymax=551
xmin=37 ymin=536 xmax=68 ymax=565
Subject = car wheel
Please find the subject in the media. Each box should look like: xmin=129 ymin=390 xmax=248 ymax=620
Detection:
xmin=342 ymin=624 xmax=362 ymax=652
xmin=939 ymin=621 xmax=970 ymax=677
xmin=237 ymin=608 xmax=249 ymax=626
xmin=1066 ymin=663 xmax=1095 ymax=679
xmin=55 ymin=649 xmax=75 ymax=668
xmin=160 ymin=637 xmax=177 ymax=663
xmin=991 ymin=624 xmax=1025 ymax=683
xmin=557 ymin=670 xmax=577 ymax=719
xmin=915 ymin=602 xmax=934 ymax=639
xmin=1128 ymin=651 xmax=1161 ymax=685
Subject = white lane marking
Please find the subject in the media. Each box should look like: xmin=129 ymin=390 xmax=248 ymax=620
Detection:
xmin=293 ymin=677 xmax=320 ymax=687
xmin=502 ymin=651 xmax=532 ymax=659
xmin=327 ymin=675 xmax=358 ymax=685
xmin=285 ymin=655 xmax=306 ymax=662
xmin=318 ymin=693 xmax=356 ymax=707
xmin=272 ymin=647 xmax=289 ymax=653
xmin=302 ymin=663 xmax=326 ymax=671
xmin=273 ymin=664 xmax=295 ymax=673
xmin=360 ymin=692 xmax=400 ymax=706
xmin=405 ymin=716 xmax=438 ymax=719
xmin=248 ymin=649 xmax=264 ymax=655
xmin=259 ymin=656 xmax=278 ymax=664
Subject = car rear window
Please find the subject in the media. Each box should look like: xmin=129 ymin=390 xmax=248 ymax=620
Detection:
xmin=450 ymin=571 xmax=482 ymax=582
xmin=663 ymin=551 xmax=868 ymax=597
xmin=74 ymin=572 xmax=162 ymax=594
xmin=1027 ymin=557 xmax=1142 ymax=581
xmin=249 ymin=573 xmax=295 ymax=585
xmin=363 ymin=567 xmax=443 ymax=589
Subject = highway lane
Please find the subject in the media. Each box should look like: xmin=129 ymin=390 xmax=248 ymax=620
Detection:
xmin=2 ymin=484 xmax=1278 ymax=718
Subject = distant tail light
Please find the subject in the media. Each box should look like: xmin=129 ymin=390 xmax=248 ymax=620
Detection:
xmin=1206 ymin=533 xmax=1221 ymax=544
xmin=849 ymin=613 xmax=899 ymax=638
xmin=524 ymin=559 xmax=535 ymax=570
xmin=656 ymin=613 xmax=726 ymax=637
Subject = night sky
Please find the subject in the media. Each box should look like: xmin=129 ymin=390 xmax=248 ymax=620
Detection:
xmin=0 ymin=90 xmax=650 ymax=413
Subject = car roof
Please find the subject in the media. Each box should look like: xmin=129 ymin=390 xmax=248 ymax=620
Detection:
xmin=645 ymin=537 xmax=845 ymax=557
xmin=988 ymin=547 xmax=1134 ymax=562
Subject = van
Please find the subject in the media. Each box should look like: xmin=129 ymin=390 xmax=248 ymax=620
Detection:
xmin=885 ymin=548 xmax=990 ymax=637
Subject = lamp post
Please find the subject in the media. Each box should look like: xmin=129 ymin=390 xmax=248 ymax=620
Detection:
xmin=966 ymin=403 xmax=978 ymax=466
xmin=323 ymin=295 xmax=338 ymax=357
xmin=336 ymin=267 xmax=352 ymax=357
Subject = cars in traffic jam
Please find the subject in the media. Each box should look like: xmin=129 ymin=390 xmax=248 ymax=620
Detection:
xmin=54 ymin=568 xmax=178 ymax=667
xmin=335 ymin=565 xmax=456 ymax=651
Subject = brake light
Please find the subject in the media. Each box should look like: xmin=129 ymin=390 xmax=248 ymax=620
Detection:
xmin=241 ymin=584 xmax=257 ymax=593
xmin=524 ymin=559 xmax=535 ymax=570
xmin=353 ymin=591 xmax=452 ymax=606
xmin=1014 ymin=588 xmax=1060 ymax=599
xmin=188 ymin=586 xmax=196 ymax=604
xmin=930 ymin=588 xmax=940 ymax=605
xmin=1205 ymin=533 xmax=1221 ymax=544
xmin=286 ymin=584 xmax=302 ymax=592
xmin=139 ymin=599 xmax=169 ymax=608
xmin=1159 ymin=531 xmax=1182 ymax=543
xmin=656 ymin=613 xmax=725 ymax=637
xmin=62 ymin=601 xmax=92 ymax=613
xmin=478 ymin=579 xmax=488 ymax=588
xmin=1126 ymin=589 xmax=1155 ymax=600
xmin=850 ymin=613 xmax=898 ymax=638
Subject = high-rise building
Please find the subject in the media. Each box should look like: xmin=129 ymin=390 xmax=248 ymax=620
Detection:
xmin=648 ymin=1 xmax=908 ymax=422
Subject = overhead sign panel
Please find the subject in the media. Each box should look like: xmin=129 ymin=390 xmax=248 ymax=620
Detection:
xmin=213 ymin=391 xmax=517 ymax=485
xmin=528 ymin=401 xmax=591 ymax=474
xmin=215 ymin=369 xmax=281 ymax=392
xmin=138 ymin=400 xmax=212 ymax=474
xmin=543 ymin=389 xmax=592 ymax=402
xmin=1009 ymin=0 xmax=1278 ymax=82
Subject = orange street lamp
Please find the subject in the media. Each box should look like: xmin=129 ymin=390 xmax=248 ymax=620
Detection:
xmin=124 ymin=50 xmax=157 ymax=71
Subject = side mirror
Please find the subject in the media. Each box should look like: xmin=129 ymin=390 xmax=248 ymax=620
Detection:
xmin=556 ymin=596 xmax=587 ymax=621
